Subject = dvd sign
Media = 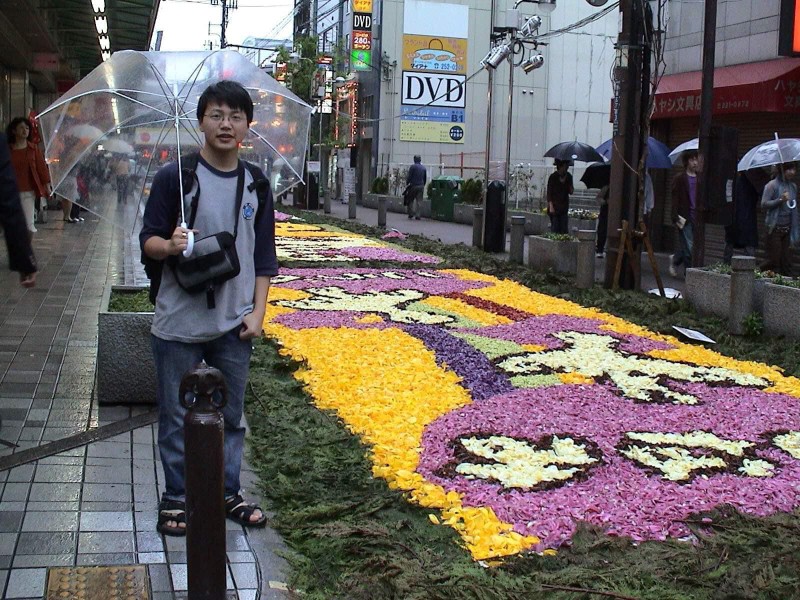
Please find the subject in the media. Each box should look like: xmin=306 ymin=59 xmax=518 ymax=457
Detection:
xmin=401 ymin=72 xmax=466 ymax=108
xmin=353 ymin=12 xmax=372 ymax=31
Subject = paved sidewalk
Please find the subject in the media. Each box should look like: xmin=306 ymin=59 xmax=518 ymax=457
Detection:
xmin=298 ymin=198 xmax=686 ymax=295
xmin=0 ymin=209 xmax=289 ymax=599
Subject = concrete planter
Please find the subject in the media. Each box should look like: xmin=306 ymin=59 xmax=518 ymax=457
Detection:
xmin=762 ymin=281 xmax=800 ymax=339
xmin=454 ymin=206 xmax=551 ymax=235
xmin=453 ymin=203 xmax=477 ymax=225
xmin=527 ymin=235 xmax=579 ymax=274
xmin=685 ymin=269 xmax=733 ymax=319
xmin=98 ymin=285 xmax=156 ymax=405
xmin=569 ymin=217 xmax=598 ymax=233
xmin=685 ymin=268 xmax=767 ymax=319
xmin=364 ymin=193 xmax=407 ymax=214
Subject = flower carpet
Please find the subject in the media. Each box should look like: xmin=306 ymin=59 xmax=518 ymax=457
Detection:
xmin=264 ymin=221 xmax=800 ymax=561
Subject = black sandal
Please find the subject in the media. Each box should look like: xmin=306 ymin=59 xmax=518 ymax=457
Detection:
xmin=157 ymin=499 xmax=187 ymax=536
xmin=225 ymin=494 xmax=267 ymax=527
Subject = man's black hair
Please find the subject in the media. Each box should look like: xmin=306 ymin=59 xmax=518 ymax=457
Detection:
xmin=681 ymin=149 xmax=699 ymax=168
xmin=197 ymin=80 xmax=254 ymax=124
xmin=413 ymin=155 xmax=422 ymax=163
xmin=6 ymin=117 xmax=32 ymax=144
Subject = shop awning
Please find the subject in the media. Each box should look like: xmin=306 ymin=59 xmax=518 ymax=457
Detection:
xmin=652 ymin=57 xmax=800 ymax=120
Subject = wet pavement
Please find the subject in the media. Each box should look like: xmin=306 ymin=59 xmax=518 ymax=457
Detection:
xmin=0 ymin=208 xmax=289 ymax=600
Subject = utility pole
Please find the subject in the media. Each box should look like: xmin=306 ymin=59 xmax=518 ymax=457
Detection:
xmin=482 ymin=0 xmax=498 ymax=246
xmin=603 ymin=0 xmax=646 ymax=289
xmin=219 ymin=0 xmax=237 ymax=49
xmin=693 ymin=0 xmax=718 ymax=267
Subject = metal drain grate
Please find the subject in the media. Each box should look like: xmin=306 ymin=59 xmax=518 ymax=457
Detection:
xmin=46 ymin=565 xmax=150 ymax=600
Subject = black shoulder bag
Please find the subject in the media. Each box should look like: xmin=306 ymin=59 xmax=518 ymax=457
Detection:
xmin=170 ymin=161 xmax=246 ymax=309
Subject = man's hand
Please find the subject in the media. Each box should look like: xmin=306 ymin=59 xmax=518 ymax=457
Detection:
xmin=19 ymin=272 xmax=36 ymax=288
xmin=168 ymin=226 xmax=198 ymax=256
xmin=240 ymin=309 xmax=265 ymax=340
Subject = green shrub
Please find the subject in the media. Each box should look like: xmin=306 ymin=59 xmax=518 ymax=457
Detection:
xmin=370 ymin=176 xmax=389 ymax=194
xmin=541 ymin=232 xmax=577 ymax=242
xmin=742 ymin=311 xmax=764 ymax=337
xmin=461 ymin=178 xmax=483 ymax=205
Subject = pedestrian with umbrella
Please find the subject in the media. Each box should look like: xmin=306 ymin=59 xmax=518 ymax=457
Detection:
xmin=544 ymin=141 xmax=603 ymax=234
xmin=669 ymin=147 xmax=702 ymax=277
xmin=546 ymin=158 xmax=574 ymax=234
xmin=140 ymin=80 xmax=278 ymax=536
xmin=760 ymin=161 xmax=798 ymax=275
xmin=737 ymin=136 xmax=800 ymax=275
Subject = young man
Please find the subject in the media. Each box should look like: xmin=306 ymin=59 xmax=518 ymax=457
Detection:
xmin=140 ymin=81 xmax=278 ymax=536
xmin=669 ymin=150 xmax=700 ymax=277
xmin=546 ymin=159 xmax=573 ymax=234
xmin=406 ymin=155 xmax=426 ymax=220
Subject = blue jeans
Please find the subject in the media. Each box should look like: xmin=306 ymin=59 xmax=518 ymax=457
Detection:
xmin=672 ymin=221 xmax=693 ymax=267
xmin=151 ymin=328 xmax=252 ymax=502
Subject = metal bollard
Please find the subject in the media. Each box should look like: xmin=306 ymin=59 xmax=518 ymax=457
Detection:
xmin=509 ymin=215 xmax=526 ymax=264
xmin=576 ymin=229 xmax=596 ymax=289
xmin=377 ymin=196 xmax=387 ymax=228
xmin=472 ymin=207 xmax=484 ymax=248
xmin=181 ymin=360 xmax=227 ymax=600
xmin=348 ymin=193 xmax=357 ymax=219
xmin=729 ymin=255 xmax=756 ymax=335
xmin=323 ymin=190 xmax=331 ymax=214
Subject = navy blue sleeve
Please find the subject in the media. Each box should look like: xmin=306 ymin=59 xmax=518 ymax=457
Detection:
xmin=139 ymin=162 xmax=180 ymax=254
xmin=253 ymin=181 xmax=279 ymax=277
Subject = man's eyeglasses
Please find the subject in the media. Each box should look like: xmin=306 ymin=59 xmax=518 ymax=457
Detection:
xmin=204 ymin=111 xmax=247 ymax=124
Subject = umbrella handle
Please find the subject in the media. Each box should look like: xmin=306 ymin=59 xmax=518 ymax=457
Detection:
xmin=181 ymin=221 xmax=194 ymax=257
xmin=788 ymin=198 xmax=797 ymax=210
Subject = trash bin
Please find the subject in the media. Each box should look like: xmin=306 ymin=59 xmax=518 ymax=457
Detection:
xmin=307 ymin=173 xmax=319 ymax=210
xmin=483 ymin=180 xmax=506 ymax=253
xmin=429 ymin=176 xmax=463 ymax=221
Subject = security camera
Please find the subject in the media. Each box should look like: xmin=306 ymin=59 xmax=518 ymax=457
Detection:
xmin=521 ymin=53 xmax=545 ymax=73
xmin=519 ymin=15 xmax=542 ymax=38
xmin=481 ymin=44 xmax=512 ymax=70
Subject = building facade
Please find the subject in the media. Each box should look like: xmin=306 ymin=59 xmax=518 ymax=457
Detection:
xmin=650 ymin=0 xmax=800 ymax=261
xmin=313 ymin=0 xmax=619 ymax=202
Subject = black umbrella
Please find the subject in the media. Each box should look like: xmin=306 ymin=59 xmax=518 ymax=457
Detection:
xmin=544 ymin=141 xmax=605 ymax=163
xmin=580 ymin=162 xmax=610 ymax=189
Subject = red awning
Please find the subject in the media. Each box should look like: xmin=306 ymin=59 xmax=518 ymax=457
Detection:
xmin=652 ymin=57 xmax=800 ymax=119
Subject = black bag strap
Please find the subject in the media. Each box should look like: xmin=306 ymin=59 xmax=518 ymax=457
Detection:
xmin=243 ymin=161 xmax=270 ymax=219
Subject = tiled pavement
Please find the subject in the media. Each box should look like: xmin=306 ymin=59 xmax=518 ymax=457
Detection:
xmin=0 ymin=206 xmax=289 ymax=600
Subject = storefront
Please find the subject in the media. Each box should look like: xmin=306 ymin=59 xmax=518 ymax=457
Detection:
xmin=649 ymin=57 xmax=800 ymax=265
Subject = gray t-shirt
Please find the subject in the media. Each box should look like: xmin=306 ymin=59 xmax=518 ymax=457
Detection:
xmin=151 ymin=161 xmax=259 ymax=343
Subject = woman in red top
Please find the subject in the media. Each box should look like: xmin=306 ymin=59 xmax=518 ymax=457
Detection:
xmin=6 ymin=117 xmax=51 ymax=237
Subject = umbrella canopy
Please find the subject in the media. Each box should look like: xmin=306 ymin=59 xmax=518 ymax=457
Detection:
xmin=596 ymin=136 xmax=673 ymax=169
xmin=102 ymin=139 xmax=135 ymax=155
xmin=544 ymin=141 xmax=604 ymax=164
xmin=37 ymin=49 xmax=312 ymax=228
xmin=668 ymin=138 xmax=699 ymax=165
xmin=737 ymin=137 xmax=800 ymax=172
xmin=580 ymin=162 xmax=610 ymax=189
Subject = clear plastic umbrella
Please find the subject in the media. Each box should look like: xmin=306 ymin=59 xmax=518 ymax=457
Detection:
xmin=37 ymin=49 xmax=312 ymax=231
xmin=668 ymin=138 xmax=699 ymax=164
xmin=737 ymin=137 xmax=800 ymax=172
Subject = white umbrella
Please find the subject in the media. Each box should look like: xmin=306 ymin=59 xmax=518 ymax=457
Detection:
xmin=737 ymin=137 xmax=800 ymax=172
xmin=668 ymin=138 xmax=699 ymax=165
xmin=68 ymin=124 xmax=104 ymax=142
xmin=102 ymin=138 xmax=135 ymax=155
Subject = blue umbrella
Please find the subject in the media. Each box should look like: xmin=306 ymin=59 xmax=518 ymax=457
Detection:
xmin=596 ymin=136 xmax=673 ymax=169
